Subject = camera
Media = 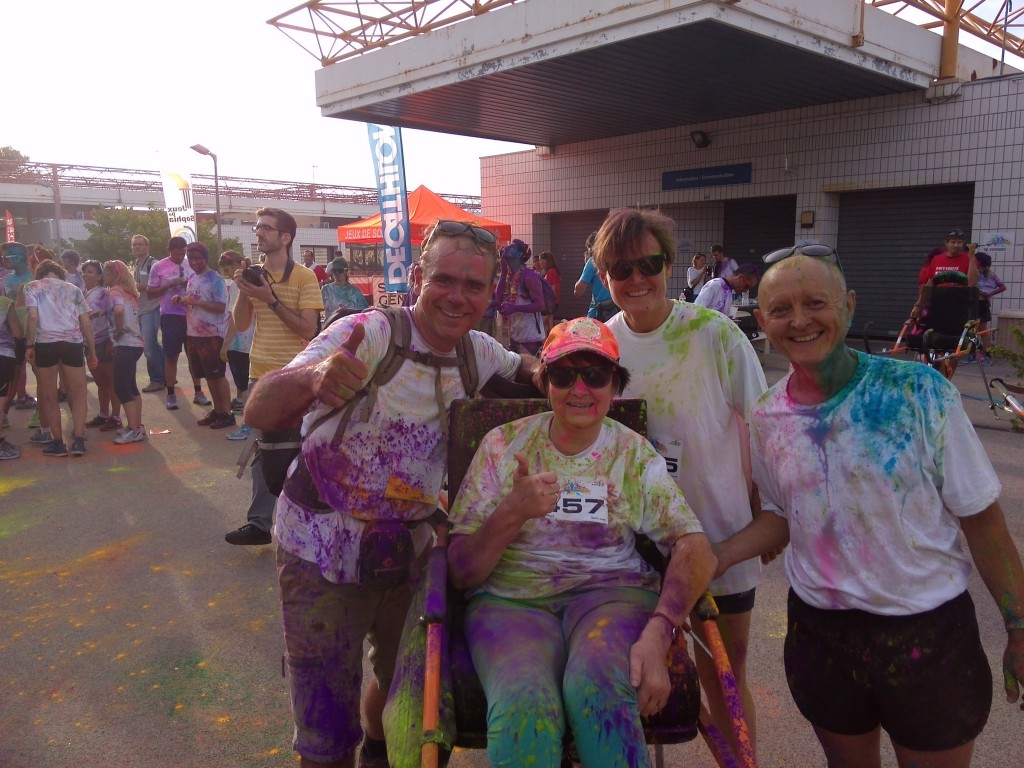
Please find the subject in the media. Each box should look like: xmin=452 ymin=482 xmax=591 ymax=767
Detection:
xmin=241 ymin=266 xmax=265 ymax=287
xmin=705 ymin=265 xmax=714 ymax=278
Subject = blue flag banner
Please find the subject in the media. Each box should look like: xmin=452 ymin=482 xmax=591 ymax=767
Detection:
xmin=368 ymin=124 xmax=413 ymax=292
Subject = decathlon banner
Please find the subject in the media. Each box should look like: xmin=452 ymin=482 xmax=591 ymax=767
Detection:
xmin=367 ymin=124 xmax=412 ymax=292
xmin=4 ymin=210 xmax=14 ymax=242
xmin=161 ymin=171 xmax=197 ymax=243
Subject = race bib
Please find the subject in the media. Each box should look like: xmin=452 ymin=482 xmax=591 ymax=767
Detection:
xmin=649 ymin=434 xmax=682 ymax=478
xmin=548 ymin=477 xmax=609 ymax=524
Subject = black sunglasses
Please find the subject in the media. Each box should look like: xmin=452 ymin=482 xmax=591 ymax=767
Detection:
xmin=763 ymin=244 xmax=842 ymax=272
xmin=607 ymin=254 xmax=667 ymax=282
xmin=425 ymin=220 xmax=497 ymax=245
xmin=547 ymin=365 xmax=615 ymax=390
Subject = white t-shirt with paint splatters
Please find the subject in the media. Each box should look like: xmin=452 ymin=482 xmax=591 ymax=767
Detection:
xmin=449 ymin=412 xmax=704 ymax=600
xmin=607 ymin=300 xmax=768 ymax=596
xmin=751 ymin=352 xmax=1000 ymax=616
xmin=274 ymin=308 xmax=522 ymax=584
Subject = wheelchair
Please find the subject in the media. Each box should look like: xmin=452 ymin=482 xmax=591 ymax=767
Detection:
xmin=864 ymin=271 xmax=1024 ymax=422
xmin=383 ymin=398 xmax=757 ymax=768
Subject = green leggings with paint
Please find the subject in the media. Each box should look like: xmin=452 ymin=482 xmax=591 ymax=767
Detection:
xmin=465 ymin=586 xmax=658 ymax=768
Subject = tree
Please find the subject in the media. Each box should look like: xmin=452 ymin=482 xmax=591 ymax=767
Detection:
xmin=0 ymin=146 xmax=35 ymax=181
xmin=70 ymin=207 xmax=242 ymax=264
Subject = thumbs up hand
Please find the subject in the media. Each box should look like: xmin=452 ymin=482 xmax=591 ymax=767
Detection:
xmin=509 ymin=451 xmax=561 ymax=522
xmin=311 ymin=321 xmax=371 ymax=407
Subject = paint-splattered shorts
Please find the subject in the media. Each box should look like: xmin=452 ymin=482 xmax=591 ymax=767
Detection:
xmin=465 ymin=586 xmax=659 ymax=768
xmin=784 ymin=589 xmax=991 ymax=751
xmin=277 ymin=548 xmax=413 ymax=763
xmin=185 ymin=335 xmax=226 ymax=380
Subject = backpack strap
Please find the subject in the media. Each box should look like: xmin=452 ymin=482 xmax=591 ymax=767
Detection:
xmin=327 ymin=307 xmax=404 ymax=449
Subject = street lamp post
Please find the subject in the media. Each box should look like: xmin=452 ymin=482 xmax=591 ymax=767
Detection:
xmin=189 ymin=144 xmax=222 ymax=257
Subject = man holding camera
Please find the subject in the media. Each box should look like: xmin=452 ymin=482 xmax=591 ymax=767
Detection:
xmin=225 ymin=207 xmax=323 ymax=546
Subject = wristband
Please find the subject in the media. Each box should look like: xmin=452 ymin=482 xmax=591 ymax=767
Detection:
xmin=26 ymin=343 xmax=34 ymax=348
xmin=1008 ymin=617 xmax=1024 ymax=632
xmin=648 ymin=611 xmax=679 ymax=639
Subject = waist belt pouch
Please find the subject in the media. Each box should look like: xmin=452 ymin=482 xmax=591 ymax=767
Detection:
xmin=259 ymin=428 xmax=302 ymax=497
xmin=594 ymin=299 xmax=620 ymax=322
xmin=358 ymin=520 xmax=414 ymax=589
xmin=281 ymin=451 xmax=330 ymax=511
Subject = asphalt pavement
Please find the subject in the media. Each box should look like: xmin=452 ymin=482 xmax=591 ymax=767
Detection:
xmin=1 ymin=351 xmax=1022 ymax=768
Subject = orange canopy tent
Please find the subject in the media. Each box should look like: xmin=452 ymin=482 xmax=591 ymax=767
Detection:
xmin=337 ymin=184 xmax=512 ymax=245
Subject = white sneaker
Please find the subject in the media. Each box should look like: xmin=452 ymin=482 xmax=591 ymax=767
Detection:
xmin=113 ymin=426 xmax=147 ymax=444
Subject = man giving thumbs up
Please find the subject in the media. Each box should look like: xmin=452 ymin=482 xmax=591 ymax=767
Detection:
xmin=242 ymin=221 xmax=539 ymax=768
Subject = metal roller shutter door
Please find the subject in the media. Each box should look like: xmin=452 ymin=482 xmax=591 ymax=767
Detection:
xmin=550 ymin=211 xmax=609 ymax=320
xmin=839 ymin=184 xmax=974 ymax=338
xmin=724 ymin=196 xmax=798 ymax=279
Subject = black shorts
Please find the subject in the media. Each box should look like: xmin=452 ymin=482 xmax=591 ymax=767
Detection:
xmin=92 ymin=338 xmax=114 ymax=365
xmin=35 ymin=341 xmax=85 ymax=369
xmin=14 ymin=337 xmax=26 ymax=365
xmin=784 ymin=589 xmax=991 ymax=751
xmin=0 ymin=354 xmax=15 ymax=397
xmin=978 ymin=299 xmax=992 ymax=323
xmin=712 ymin=588 xmax=756 ymax=615
xmin=160 ymin=314 xmax=187 ymax=357
xmin=185 ymin=336 xmax=226 ymax=380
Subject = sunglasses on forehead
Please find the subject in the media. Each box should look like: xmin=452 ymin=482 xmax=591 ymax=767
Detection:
xmin=425 ymin=220 xmax=497 ymax=245
xmin=763 ymin=244 xmax=842 ymax=272
xmin=546 ymin=365 xmax=616 ymax=389
xmin=607 ymin=254 xmax=667 ymax=282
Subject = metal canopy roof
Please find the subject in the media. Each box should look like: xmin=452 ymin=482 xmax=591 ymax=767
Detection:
xmin=322 ymin=19 xmax=920 ymax=147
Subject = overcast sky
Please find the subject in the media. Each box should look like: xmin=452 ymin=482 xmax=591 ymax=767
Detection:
xmin=7 ymin=1 xmax=1020 ymax=196
xmin=7 ymin=0 xmax=529 ymax=195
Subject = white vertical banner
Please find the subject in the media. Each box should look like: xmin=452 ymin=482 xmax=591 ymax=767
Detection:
xmin=161 ymin=171 xmax=197 ymax=243
xmin=367 ymin=124 xmax=412 ymax=292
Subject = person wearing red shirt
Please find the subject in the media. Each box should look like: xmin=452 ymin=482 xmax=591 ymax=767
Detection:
xmin=912 ymin=229 xmax=977 ymax=319
xmin=302 ymin=250 xmax=329 ymax=285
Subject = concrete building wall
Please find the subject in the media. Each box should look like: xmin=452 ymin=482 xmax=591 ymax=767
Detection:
xmin=482 ymin=73 xmax=1024 ymax=318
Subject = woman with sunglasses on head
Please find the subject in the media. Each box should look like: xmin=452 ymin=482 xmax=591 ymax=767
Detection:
xmin=590 ymin=208 xmax=769 ymax=758
xmin=448 ymin=317 xmax=715 ymax=768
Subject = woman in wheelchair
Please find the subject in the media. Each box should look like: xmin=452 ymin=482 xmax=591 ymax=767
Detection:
xmin=447 ymin=317 xmax=716 ymax=768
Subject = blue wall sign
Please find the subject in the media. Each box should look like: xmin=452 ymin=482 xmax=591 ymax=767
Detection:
xmin=662 ymin=163 xmax=753 ymax=190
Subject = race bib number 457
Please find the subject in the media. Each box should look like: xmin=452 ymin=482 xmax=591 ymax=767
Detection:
xmin=548 ymin=477 xmax=609 ymax=525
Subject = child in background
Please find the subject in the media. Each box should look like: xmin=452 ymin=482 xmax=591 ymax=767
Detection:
xmin=218 ymin=252 xmax=256 ymax=441
xmin=974 ymin=251 xmax=1006 ymax=365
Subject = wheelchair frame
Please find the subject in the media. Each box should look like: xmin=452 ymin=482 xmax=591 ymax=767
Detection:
xmin=411 ymin=398 xmax=758 ymax=768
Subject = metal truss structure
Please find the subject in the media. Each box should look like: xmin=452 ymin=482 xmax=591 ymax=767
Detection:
xmin=268 ymin=0 xmax=521 ymax=65
xmin=0 ymin=161 xmax=482 ymax=212
xmin=268 ymin=0 xmax=1023 ymax=66
xmin=872 ymin=1 xmax=1023 ymax=59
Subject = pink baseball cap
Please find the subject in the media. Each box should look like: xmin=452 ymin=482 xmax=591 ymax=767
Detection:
xmin=541 ymin=317 xmax=620 ymax=365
